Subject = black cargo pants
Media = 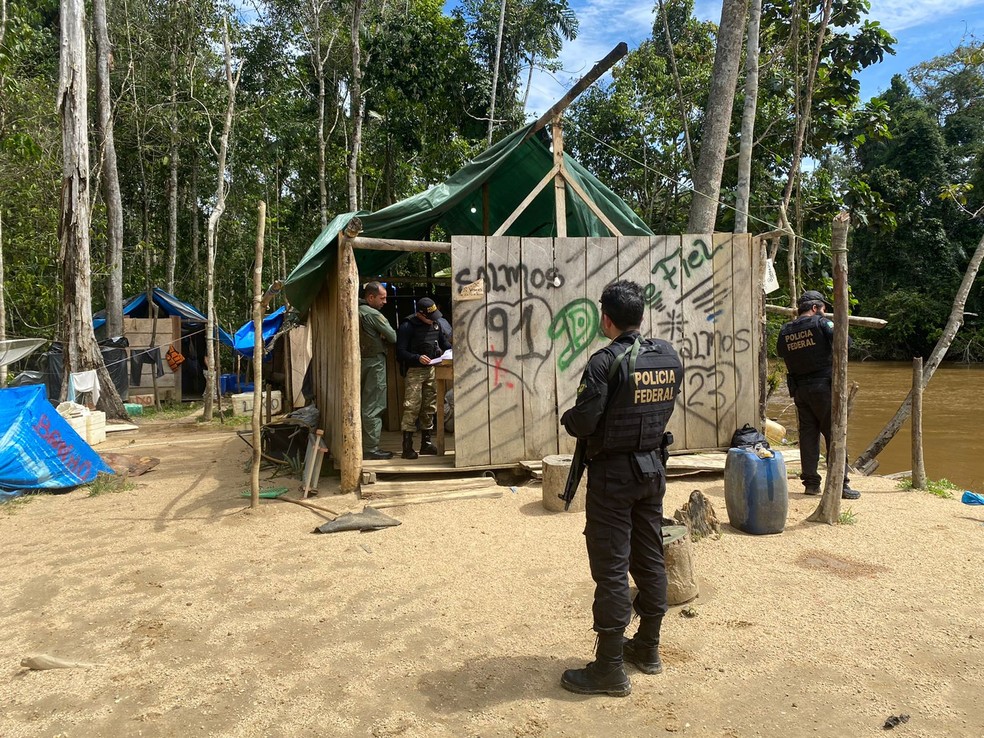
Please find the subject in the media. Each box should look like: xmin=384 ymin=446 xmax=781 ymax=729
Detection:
xmin=793 ymin=379 xmax=850 ymax=488
xmin=583 ymin=454 xmax=667 ymax=634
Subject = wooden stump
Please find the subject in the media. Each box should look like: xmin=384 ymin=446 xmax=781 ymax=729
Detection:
xmin=673 ymin=489 xmax=722 ymax=541
xmin=541 ymin=454 xmax=587 ymax=513
xmin=663 ymin=525 xmax=698 ymax=605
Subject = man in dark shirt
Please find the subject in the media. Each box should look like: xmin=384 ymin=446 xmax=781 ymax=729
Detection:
xmin=395 ymin=297 xmax=451 ymax=459
xmin=559 ymin=280 xmax=683 ymax=698
xmin=777 ymin=290 xmax=859 ymax=499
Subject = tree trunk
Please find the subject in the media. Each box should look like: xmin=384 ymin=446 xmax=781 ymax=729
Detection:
xmin=94 ymin=0 xmax=124 ymax=338
xmin=347 ymin=0 xmax=364 ymax=212
xmin=203 ymin=19 xmax=241 ymax=422
xmin=189 ymin=149 xmax=200 ymax=287
xmin=250 ymin=201 xmax=266 ymax=509
xmin=486 ymin=0 xmax=507 ymax=145
xmin=0 ymin=210 xmax=6 ymax=387
xmin=911 ymin=358 xmax=926 ymax=489
xmin=311 ymin=0 xmax=328 ymax=229
xmin=854 ymin=232 xmax=984 ymax=471
xmin=734 ymin=0 xmax=761 ymax=233
xmin=807 ymin=212 xmax=850 ymax=524
xmin=167 ymin=32 xmax=179 ymax=294
xmin=686 ymin=0 xmax=749 ymax=234
xmin=58 ymin=0 xmax=127 ymax=421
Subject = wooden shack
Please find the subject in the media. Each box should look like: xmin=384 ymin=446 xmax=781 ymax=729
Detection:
xmin=284 ymin=46 xmax=765 ymax=494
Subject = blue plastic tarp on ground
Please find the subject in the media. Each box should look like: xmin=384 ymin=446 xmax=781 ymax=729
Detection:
xmin=0 ymin=386 xmax=113 ymax=498
xmin=232 ymin=306 xmax=286 ymax=358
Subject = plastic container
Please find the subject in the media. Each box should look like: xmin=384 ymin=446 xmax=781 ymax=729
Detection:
xmin=724 ymin=447 xmax=789 ymax=535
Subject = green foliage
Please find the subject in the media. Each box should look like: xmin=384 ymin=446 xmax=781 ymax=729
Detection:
xmin=897 ymin=477 xmax=958 ymax=499
xmin=837 ymin=507 xmax=857 ymax=525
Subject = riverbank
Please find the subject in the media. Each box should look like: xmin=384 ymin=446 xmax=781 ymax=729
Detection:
xmin=768 ymin=361 xmax=984 ymax=493
xmin=1 ymin=420 xmax=982 ymax=737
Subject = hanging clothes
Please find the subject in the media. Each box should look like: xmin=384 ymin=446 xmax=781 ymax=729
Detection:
xmin=130 ymin=347 xmax=165 ymax=384
xmin=68 ymin=370 xmax=100 ymax=408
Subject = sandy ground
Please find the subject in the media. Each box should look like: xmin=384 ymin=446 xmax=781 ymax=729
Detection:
xmin=1 ymin=418 xmax=983 ymax=738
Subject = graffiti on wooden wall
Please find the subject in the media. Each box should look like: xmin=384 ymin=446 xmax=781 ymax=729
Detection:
xmin=450 ymin=235 xmax=759 ymax=467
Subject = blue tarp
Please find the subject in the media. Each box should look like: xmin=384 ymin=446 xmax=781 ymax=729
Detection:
xmin=0 ymin=386 xmax=114 ymax=498
xmin=232 ymin=306 xmax=286 ymax=358
xmin=93 ymin=288 xmax=234 ymax=346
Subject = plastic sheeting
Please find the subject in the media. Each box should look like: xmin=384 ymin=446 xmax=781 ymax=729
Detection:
xmin=92 ymin=287 xmax=235 ymax=346
xmin=231 ymin=306 xmax=286 ymax=358
xmin=283 ymin=123 xmax=654 ymax=314
xmin=0 ymin=386 xmax=113 ymax=498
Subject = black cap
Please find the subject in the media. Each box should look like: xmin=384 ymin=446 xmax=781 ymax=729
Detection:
xmin=798 ymin=290 xmax=832 ymax=309
xmin=416 ymin=297 xmax=443 ymax=320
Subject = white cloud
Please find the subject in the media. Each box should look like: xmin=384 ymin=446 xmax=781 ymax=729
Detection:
xmin=866 ymin=1 xmax=983 ymax=33
xmin=525 ymin=0 xmax=658 ymax=116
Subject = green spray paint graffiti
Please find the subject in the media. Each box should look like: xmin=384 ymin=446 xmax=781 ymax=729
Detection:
xmin=548 ymin=298 xmax=603 ymax=371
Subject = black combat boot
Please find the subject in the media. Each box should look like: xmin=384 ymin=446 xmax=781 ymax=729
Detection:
xmin=561 ymin=631 xmax=631 ymax=697
xmin=419 ymin=429 xmax=439 ymax=455
xmin=623 ymin=616 xmax=663 ymax=675
xmin=401 ymin=432 xmax=418 ymax=460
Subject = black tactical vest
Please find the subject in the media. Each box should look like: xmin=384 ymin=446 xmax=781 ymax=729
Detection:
xmin=595 ymin=337 xmax=683 ymax=454
xmin=406 ymin=316 xmax=442 ymax=360
xmin=777 ymin=314 xmax=832 ymax=378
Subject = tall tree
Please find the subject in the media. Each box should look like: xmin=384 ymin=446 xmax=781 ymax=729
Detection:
xmin=57 ymin=0 xmax=126 ymax=419
xmin=734 ymin=0 xmax=762 ymax=233
xmin=203 ymin=18 xmax=241 ymax=421
xmin=347 ymin=0 xmax=364 ymax=211
xmin=93 ymin=0 xmax=124 ymax=336
xmin=686 ymin=0 xmax=748 ymax=233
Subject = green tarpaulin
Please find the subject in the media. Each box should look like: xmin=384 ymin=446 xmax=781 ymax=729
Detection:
xmin=283 ymin=123 xmax=653 ymax=313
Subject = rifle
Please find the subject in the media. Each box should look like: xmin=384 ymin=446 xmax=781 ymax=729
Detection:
xmin=559 ymin=438 xmax=588 ymax=511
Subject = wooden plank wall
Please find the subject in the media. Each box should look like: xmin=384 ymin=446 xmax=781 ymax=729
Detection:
xmin=451 ymin=234 xmax=760 ymax=467
xmin=123 ymin=316 xmax=182 ymax=400
xmin=311 ymin=262 xmax=341 ymax=461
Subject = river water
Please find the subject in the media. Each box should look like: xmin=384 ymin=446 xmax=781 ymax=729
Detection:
xmin=768 ymin=362 xmax=984 ymax=493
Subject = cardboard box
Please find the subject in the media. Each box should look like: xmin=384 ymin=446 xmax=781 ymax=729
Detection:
xmin=230 ymin=390 xmax=282 ymax=416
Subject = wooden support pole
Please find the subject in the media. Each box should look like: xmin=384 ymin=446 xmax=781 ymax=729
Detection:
xmin=338 ymin=220 xmax=363 ymax=494
xmin=766 ymin=304 xmax=886 ymax=329
xmin=526 ymin=42 xmax=628 ymax=140
xmin=809 ymin=211 xmax=850 ymax=524
xmin=911 ymin=357 xmax=926 ymax=490
xmin=493 ymin=163 xmax=560 ymax=236
xmin=561 ymin=167 xmax=623 ymax=236
xmin=249 ymin=200 xmax=266 ymax=510
xmin=349 ymin=236 xmax=451 ymax=253
xmin=552 ymin=117 xmax=567 ymax=237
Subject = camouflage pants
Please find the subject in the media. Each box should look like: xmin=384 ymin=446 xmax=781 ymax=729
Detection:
xmin=360 ymin=355 xmax=387 ymax=452
xmin=401 ymin=366 xmax=436 ymax=432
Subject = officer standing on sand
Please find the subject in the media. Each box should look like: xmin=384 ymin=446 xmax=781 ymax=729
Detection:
xmin=559 ymin=280 xmax=683 ymax=698
xmin=359 ymin=282 xmax=397 ymax=460
xmin=395 ymin=297 xmax=451 ymax=459
xmin=777 ymin=290 xmax=859 ymax=499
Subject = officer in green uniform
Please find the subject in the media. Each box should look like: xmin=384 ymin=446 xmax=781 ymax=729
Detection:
xmin=777 ymin=290 xmax=859 ymax=499
xmin=395 ymin=297 xmax=451 ymax=459
xmin=560 ymin=280 xmax=683 ymax=698
xmin=359 ymin=282 xmax=397 ymax=460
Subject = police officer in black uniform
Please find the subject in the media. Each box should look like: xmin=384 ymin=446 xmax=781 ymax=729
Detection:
xmin=777 ymin=290 xmax=859 ymax=500
xmin=395 ymin=297 xmax=451 ymax=459
xmin=559 ymin=280 xmax=683 ymax=698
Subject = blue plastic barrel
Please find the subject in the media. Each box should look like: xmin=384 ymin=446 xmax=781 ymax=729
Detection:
xmin=724 ymin=447 xmax=789 ymax=535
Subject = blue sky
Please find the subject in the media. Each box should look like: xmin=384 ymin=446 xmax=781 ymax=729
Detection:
xmin=516 ymin=0 xmax=984 ymax=116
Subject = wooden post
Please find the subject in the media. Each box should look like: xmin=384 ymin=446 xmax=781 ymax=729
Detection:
xmin=552 ymin=117 xmax=567 ymax=237
xmin=911 ymin=357 xmax=926 ymax=490
xmin=809 ymin=212 xmax=850 ymax=524
xmin=338 ymin=219 xmax=363 ymax=494
xmin=250 ymin=200 xmax=266 ymax=509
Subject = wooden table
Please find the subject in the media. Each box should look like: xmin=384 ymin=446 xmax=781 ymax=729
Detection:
xmin=434 ymin=360 xmax=452 ymax=455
